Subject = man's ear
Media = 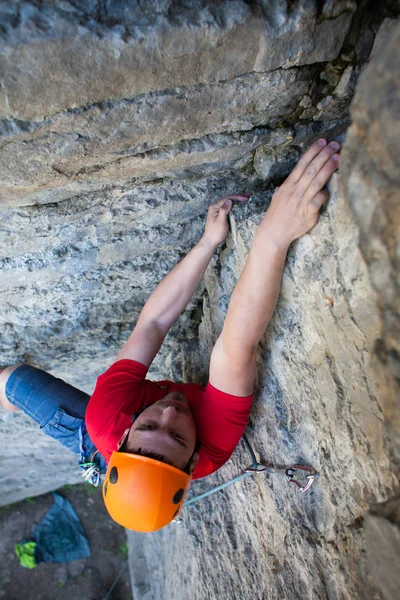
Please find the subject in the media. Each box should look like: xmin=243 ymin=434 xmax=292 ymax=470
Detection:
xmin=188 ymin=452 xmax=200 ymax=475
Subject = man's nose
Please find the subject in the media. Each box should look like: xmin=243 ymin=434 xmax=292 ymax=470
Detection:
xmin=160 ymin=405 xmax=178 ymax=425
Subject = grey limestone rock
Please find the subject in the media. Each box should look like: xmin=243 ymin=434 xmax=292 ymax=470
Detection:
xmin=340 ymin=21 xmax=400 ymax=600
xmin=341 ymin=21 xmax=400 ymax=457
xmin=0 ymin=1 xmax=355 ymax=120
xmin=0 ymin=409 xmax=83 ymax=506
xmin=364 ymin=496 xmax=400 ymax=600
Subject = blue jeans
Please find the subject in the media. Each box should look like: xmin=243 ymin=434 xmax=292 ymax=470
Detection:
xmin=5 ymin=365 xmax=107 ymax=484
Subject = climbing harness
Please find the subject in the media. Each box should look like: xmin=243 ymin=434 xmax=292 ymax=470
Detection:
xmin=78 ymin=423 xmax=103 ymax=487
xmin=181 ymin=434 xmax=318 ymax=511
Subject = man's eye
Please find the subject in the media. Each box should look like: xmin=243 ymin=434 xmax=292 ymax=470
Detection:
xmin=140 ymin=424 xmax=155 ymax=431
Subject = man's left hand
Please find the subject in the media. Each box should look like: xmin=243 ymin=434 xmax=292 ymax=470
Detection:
xmin=201 ymin=194 xmax=251 ymax=248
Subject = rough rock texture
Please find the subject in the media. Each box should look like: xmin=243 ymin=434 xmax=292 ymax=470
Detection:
xmin=0 ymin=1 xmax=400 ymax=599
xmin=364 ymin=497 xmax=400 ymax=600
xmin=341 ymin=21 xmax=400 ymax=459
xmin=340 ymin=21 xmax=400 ymax=600
xmin=0 ymin=0 xmax=364 ymax=207
xmin=0 ymin=410 xmax=83 ymax=506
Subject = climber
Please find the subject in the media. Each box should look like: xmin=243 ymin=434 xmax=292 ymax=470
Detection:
xmin=0 ymin=138 xmax=340 ymax=532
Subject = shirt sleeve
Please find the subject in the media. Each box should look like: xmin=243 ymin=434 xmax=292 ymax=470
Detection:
xmin=193 ymin=383 xmax=254 ymax=477
xmin=85 ymin=359 xmax=154 ymax=453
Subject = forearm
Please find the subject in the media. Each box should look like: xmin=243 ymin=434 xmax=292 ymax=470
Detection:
xmin=139 ymin=237 xmax=216 ymax=330
xmin=210 ymin=139 xmax=339 ymax=396
xmin=221 ymin=224 xmax=289 ymax=355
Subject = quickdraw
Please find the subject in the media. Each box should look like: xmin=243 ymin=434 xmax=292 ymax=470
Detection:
xmin=244 ymin=463 xmax=318 ymax=494
xmin=178 ymin=434 xmax=319 ymax=515
xmin=242 ymin=433 xmax=318 ymax=493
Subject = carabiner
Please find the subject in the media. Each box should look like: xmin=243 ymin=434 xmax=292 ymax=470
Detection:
xmin=285 ymin=465 xmax=319 ymax=493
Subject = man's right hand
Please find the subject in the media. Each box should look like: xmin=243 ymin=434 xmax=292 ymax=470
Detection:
xmin=259 ymin=139 xmax=340 ymax=250
xmin=201 ymin=194 xmax=251 ymax=249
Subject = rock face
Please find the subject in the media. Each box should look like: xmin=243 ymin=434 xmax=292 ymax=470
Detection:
xmin=340 ymin=20 xmax=400 ymax=600
xmin=341 ymin=21 xmax=400 ymax=456
xmin=0 ymin=411 xmax=83 ymax=506
xmin=0 ymin=1 xmax=399 ymax=599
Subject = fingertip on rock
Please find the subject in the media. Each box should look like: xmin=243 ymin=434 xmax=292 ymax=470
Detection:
xmin=329 ymin=141 xmax=340 ymax=151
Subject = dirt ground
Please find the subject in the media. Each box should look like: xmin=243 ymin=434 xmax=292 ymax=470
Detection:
xmin=0 ymin=484 xmax=133 ymax=600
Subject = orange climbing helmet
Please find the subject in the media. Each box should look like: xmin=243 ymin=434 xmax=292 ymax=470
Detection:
xmin=102 ymin=451 xmax=192 ymax=532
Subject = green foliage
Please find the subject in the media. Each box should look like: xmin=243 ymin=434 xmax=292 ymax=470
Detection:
xmin=62 ymin=484 xmax=75 ymax=492
xmin=61 ymin=482 xmax=99 ymax=495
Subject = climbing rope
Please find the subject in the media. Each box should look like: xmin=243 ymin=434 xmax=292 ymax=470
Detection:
xmin=104 ymin=558 xmax=130 ymax=600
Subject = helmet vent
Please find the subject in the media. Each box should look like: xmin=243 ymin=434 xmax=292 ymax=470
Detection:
xmin=104 ymin=481 xmax=108 ymax=496
xmin=173 ymin=505 xmax=181 ymax=518
xmin=109 ymin=466 xmax=118 ymax=484
xmin=172 ymin=488 xmax=184 ymax=504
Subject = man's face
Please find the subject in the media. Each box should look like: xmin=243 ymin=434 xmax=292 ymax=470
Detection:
xmin=125 ymin=392 xmax=198 ymax=471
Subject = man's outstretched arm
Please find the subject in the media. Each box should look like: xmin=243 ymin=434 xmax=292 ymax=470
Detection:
xmin=210 ymin=139 xmax=340 ymax=396
xmin=116 ymin=195 xmax=250 ymax=367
